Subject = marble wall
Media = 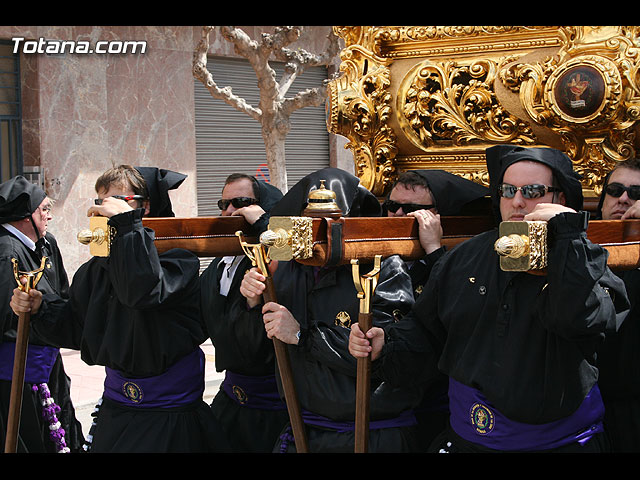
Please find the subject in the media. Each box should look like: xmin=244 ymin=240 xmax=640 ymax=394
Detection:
xmin=0 ymin=26 xmax=341 ymax=277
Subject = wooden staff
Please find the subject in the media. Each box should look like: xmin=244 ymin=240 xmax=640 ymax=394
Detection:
xmin=236 ymin=232 xmax=309 ymax=453
xmin=5 ymin=257 xmax=47 ymax=454
xmin=351 ymin=255 xmax=381 ymax=453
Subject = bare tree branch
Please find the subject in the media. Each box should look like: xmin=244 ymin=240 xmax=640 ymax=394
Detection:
xmin=193 ymin=26 xmax=262 ymax=121
xmin=282 ymin=86 xmax=329 ymax=117
xmin=272 ymin=28 xmax=340 ymax=103
xmin=192 ymin=26 xmax=340 ymax=191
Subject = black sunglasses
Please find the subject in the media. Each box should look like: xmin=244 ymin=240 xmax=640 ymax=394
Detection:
xmin=605 ymin=182 xmax=640 ymax=201
xmin=94 ymin=195 xmax=145 ymax=205
xmin=383 ymin=199 xmax=435 ymax=214
xmin=217 ymin=196 xmax=258 ymax=211
xmin=498 ymin=183 xmax=560 ymax=199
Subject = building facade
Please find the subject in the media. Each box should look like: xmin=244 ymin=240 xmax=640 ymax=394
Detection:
xmin=0 ymin=26 xmax=350 ymax=276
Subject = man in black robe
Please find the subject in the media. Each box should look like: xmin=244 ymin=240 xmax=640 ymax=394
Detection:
xmin=1 ymin=175 xmax=84 ymax=452
xmin=239 ymin=167 xmax=420 ymax=453
xmin=10 ymin=165 xmax=229 ymax=453
xmin=350 ymin=146 xmax=629 ymax=452
xmin=199 ymin=173 xmax=288 ymax=452
xmin=383 ymin=170 xmax=489 ymax=450
xmin=384 ymin=170 xmax=490 ymax=308
xmin=594 ymin=158 xmax=640 ymax=452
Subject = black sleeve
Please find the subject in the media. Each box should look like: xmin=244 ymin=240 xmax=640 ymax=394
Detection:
xmin=200 ymin=258 xmax=276 ymax=374
xmin=107 ymin=209 xmax=201 ymax=309
xmin=375 ymin=257 xmax=445 ymax=389
xmin=304 ymin=255 xmax=415 ymax=377
xmin=538 ymin=212 xmax=629 ymax=342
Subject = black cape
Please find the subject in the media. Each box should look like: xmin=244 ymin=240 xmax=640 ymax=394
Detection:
xmin=244 ymin=169 xmax=420 ymax=452
xmin=200 ymin=179 xmax=287 ymax=452
xmin=593 ymin=175 xmax=640 ymax=451
xmin=0 ymin=227 xmax=85 ymax=452
xmin=201 ymin=179 xmax=284 ymax=375
xmin=31 ymin=168 xmax=229 ymax=452
xmin=379 ymin=146 xmax=629 ymax=451
xmin=0 ymin=175 xmax=84 ymax=452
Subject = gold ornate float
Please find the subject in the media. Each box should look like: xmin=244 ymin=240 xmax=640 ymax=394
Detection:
xmin=327 ymin=26 xmax=640 ymax=207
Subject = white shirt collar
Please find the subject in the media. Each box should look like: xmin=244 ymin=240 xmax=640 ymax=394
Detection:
xmin=1 ymin=223 xmax=36 ymax=251
xmin=218 ymin=255 xmax=243 ymax=297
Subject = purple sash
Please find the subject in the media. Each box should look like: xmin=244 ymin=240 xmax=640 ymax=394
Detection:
xmin=103 ymin=349 xmax=205 ymax=408
xmin=222 ymin=371 xmax=286 ymax=410
xmin=278 ymin=408 xmax=417 ymax=452
xmin=0 ymin=342 xmax=59 ymax=384
xmin=301 ymin=408 xmax=417 ymax=433
xmin=449 ymin=378 xmax=604 ymax=451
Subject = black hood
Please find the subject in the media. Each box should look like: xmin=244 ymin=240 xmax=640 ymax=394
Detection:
xmin=255 ymin=179 xmax=283 ymax=213
xmin=0 ymin=175 xmax=47 ymax=224
xmin=135 ymin=167 xmax=187 ymax=218
xmin=270 ymin=167 xmax=381 ymax=218
xmin=594 ymin=171 xmax=613 ymax=220
xmin=407 ymin=169 xmax=489 ymax=216
xmin=485 ymin=145 xmax=583 ymax=222
xmin=244 ymin=178 xmax=283 ymax=236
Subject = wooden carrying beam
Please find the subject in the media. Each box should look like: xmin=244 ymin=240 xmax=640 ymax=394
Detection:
xmin=135 ymin=215 xmax=640 ymax=271
xmin=586 ymin=219 xmax=640 ymax=271
xmin=262 ymin=215 xmax=497 ymax=267
xmin=141 ymin=216 xmax=255 ymax=256
xmin=268 ymin=216 xmax=640 ymax=271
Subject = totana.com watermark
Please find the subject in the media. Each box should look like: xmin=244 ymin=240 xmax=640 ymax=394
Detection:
xmin=11 ymin=37 xmax=147 ymax=55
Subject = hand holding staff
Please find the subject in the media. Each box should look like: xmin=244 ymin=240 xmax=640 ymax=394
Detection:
xmin=237 ymin=232 xmax=309 ymax=453
xmin=5 ymin=257 xmax=47 ymax=453
xmin=352 ymin=255 xmax=382 ymax=453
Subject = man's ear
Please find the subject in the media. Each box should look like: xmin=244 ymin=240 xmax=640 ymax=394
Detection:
xmin=143 ymin=199 xmax=151 ymax=217
xmin=557 ymin=191 xmax=566 ymax=206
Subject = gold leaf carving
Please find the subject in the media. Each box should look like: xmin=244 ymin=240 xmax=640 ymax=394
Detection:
xmin=398 ymin=59 xmax=536 ymax=149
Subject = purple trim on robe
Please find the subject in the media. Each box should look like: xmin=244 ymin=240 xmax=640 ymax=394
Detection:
xmin=103 ymin=348 xmax=205 ymax=408
xmin=448 ymin=378 xmax=604 ymax=451
xmin=0 ymin=342 xmax=59 ymax=384
xmin=222 ymin=371 xmax=286 ymax=410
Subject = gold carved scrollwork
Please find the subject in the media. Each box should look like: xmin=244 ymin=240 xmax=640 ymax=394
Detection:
xmin=327 ymin=27 xmax=397 ymax=196
xmin=499 ymin=26 xmax=640 ymax=193
xmin=397 ymin=59 xmax=537 ymax=149
xmin=330 ymin=26 xmax=640 ymax=198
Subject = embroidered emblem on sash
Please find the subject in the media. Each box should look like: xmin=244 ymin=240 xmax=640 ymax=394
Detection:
xmin=122 ymin=381 xmax=143 ymax=403
xmin=470 ymin=403 xmax=494 ymax=435
xmin=232 ymin=385 xmax=248 ymax=405
xmin=335 ymin=311 xmax=351 ymax=328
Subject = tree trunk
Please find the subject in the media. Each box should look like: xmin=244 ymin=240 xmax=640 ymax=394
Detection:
xmin=263 ymin=128 xmax=289 ymax=192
